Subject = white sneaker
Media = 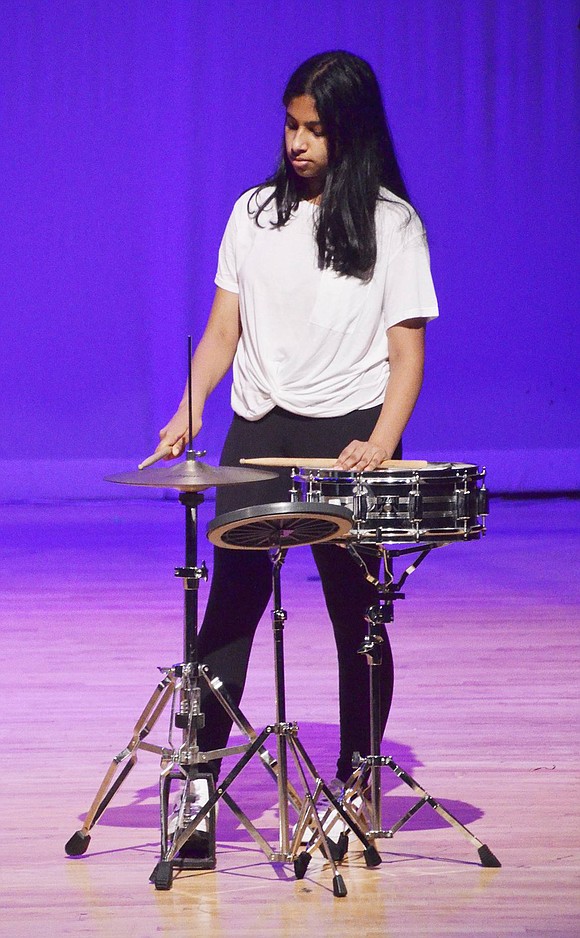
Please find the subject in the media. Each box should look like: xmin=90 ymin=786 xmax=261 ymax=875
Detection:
xmin=293 ymin=778 xmax=346 ymax=846
xmin=168 ymin=776 xmax=210 ymax=836
xmin=317 ymin=777 xmax=345 ymax=812
xmin=315 ymin=778 xmax=347 ymax=840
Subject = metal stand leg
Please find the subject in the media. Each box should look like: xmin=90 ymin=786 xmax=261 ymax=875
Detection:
xmin=344 ymin=545 xmax=501 ymax=869
xmin=64 ymin=672 xmax=176 ymax=857
xmin=354 ymin=754 xmax=501 ymax=867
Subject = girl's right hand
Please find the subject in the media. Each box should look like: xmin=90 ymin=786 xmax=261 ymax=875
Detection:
xmin=138 ymin=404 xmax=202 ymax=468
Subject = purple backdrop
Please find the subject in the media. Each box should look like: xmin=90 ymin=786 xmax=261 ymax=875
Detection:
xmin=1 ymin=0 xmax=578 ymax=498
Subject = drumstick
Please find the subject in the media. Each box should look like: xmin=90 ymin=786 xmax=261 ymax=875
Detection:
xmin=138 ymin=444 xmax=173 ymax=470
xmin=240 ymin=457 xmax=429 ymax=469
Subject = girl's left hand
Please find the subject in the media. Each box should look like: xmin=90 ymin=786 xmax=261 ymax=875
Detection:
xmin=335 ymin=440 xmax=388 ymax=472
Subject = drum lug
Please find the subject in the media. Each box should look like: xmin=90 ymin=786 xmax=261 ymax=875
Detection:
xmin=289 ymin=473 xmax=300 ymax=503
xmin=307 ymin=471 xmax=321 ymax=502
xmin=353 ymin=493 xmax=367 ymax=522
xmin=408 ymin=491 xmax=423 ymax=522
xmin=476 ymin=484 xmax=489 ymax=518
xmin=408 ymin=473 xmax=423 ymax=537
xmin=454 ymin=491 xmax=470 ymax=521
xmin=479 ymin=467 xmax=489 ymax=534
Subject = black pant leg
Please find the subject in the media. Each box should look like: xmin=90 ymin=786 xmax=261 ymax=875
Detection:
xmin=196 ymin=412 xmax=285 ymax=772
xmin=197 ymin=406 xmax=400 ymax=780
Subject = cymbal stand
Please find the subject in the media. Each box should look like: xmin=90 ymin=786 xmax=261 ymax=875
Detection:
xmin=233 ymin=546 xmax=381 ymax=896
xmin=63 ymin=477 xmax=215 ymax=869
xmin=343 ymin=542 xmax=501 ymax=868
xmin=64 ymin=469 xmax=283 ymax=887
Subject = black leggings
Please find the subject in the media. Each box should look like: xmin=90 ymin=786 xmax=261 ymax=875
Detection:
xmin=197 ymin=405 xmax=399 ymax=782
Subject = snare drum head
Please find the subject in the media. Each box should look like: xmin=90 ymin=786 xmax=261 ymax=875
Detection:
xmin=295 ymin=462 xmax=477 ymax=482
xmin=207 ymin=501 xmax=353 ymax=550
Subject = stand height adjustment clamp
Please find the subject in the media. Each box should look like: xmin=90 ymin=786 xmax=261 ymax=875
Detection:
xmin=175 ymin=680 xmax=205 ymax=730
xmin=174 ymin=562 xmax=208 ymax=590
xmin=174 ymin=711 xmax=205 ymax=730
xmin=358 ymin=633 xmax=385 ymax=666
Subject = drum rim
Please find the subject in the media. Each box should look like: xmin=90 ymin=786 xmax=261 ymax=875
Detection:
xmin=293 ymin=461 xmax=482 ymax=482
xmin=349 ymin=525 xmax=485 ymax=546
xmin=207 ymin=500 xmax=354 ymax=550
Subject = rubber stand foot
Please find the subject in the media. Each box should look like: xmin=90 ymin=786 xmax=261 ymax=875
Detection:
xmin=65 ymin=831 xmax=91 ymax=857
xmin=478 ymin=844 xmax=501 ymax=868
xmin=293 ymin=852 xmax=312 ymax=880
xmin=363 ymin=845 xmax=382 ymax=868
xmin=153 ymin=860 xmax=174 ymax=890
xmin=333 ymin=873 xmax=347 ymax=898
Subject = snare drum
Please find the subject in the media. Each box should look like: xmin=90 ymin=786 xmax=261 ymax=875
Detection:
xmin=291 ymin=462 xmax=489 ymax=545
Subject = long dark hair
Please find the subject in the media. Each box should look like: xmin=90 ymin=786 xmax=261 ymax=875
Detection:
xmin=253 ymin=51 xmax=418 ymax=280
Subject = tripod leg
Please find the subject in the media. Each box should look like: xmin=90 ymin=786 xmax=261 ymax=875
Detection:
xmin=200 ymin=665 xmax=303 ymax=813
xmin=342 ymin=764 xmax=373 ymax=833
xmin=65 ymin=675 xmax=175 ymax=856
xmin=287 ymin=741 xmax=347 ymax=896
xmin=291 ymin=737 xmax=383 ymax=890
xmin=199 ymin=725 xmax=277 ymax=858
xmin=382 ymin=757 xmax=501 ymax=867
xmin=292 ymin=736 xmax=380 ymax=865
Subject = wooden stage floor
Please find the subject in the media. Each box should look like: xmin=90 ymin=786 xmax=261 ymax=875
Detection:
xmin=0 ymin=494 xmax=578 ymax=936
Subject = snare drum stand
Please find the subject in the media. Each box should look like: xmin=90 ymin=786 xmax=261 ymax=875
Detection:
xmin=342 ymin=543 xmax=501 ymax=868
xmin=260 ymin=546 xmax=381 ymax=895
xmin=65 ymin=486 xmax=225 ymax=884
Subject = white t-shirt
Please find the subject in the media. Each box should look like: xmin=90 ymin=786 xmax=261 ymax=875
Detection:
xmin=215 ymin=186 xmax=438 ymax=420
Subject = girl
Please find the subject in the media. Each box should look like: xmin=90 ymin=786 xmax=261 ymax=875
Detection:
xmin=152 ymin=50 xmax=438 ymax=791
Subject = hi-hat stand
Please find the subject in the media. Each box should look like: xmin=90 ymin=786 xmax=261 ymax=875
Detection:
xmin=64 ymin=451 xmax=288 ymax=884
xmin=339 ymin=541 xmax=501 ymax=868
xmin=64 ymin=475 xmax=248 ymax=879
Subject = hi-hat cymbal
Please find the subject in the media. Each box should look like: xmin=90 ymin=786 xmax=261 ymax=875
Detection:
xmin=105 ymin=458 xmax=278 ymax=492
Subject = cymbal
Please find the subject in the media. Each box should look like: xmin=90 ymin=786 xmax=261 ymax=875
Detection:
xmin=105 ymin=458 xmax=278 ymax=492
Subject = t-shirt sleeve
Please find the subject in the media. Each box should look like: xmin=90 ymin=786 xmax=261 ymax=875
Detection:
xmin=214 ymin=203 xmax=240 ymax=294
xmin=382 ymin=219 xmax=439 ymax=330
